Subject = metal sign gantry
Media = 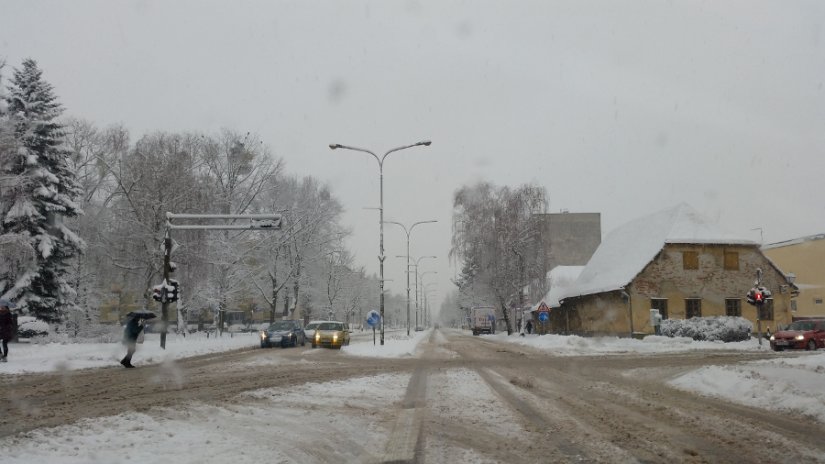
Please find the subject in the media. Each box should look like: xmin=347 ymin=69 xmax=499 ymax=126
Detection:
xmin=156 ymin=213 xmax=283 ymax=349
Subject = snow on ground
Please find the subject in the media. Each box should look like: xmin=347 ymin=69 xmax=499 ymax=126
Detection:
xmin=342 ymin=328 xmax=430 ymax=358
xmin=0 ymin=373 xmax=411 ymax=464
xmin=0 ymin=331 xmax=259 ymax=374
xmin=669 ymin=352 xmax=825 ymax=423
xmin=2 ymin=327 xmax=825 ymax=462
xmin=497 ymin=331 xmax=762 ymax=356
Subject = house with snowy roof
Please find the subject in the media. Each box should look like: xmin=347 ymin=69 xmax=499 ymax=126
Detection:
xmin=554 ymin=204 xmax=795 ymax=336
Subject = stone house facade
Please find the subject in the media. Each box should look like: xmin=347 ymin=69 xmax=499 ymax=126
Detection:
xmin=551 ymin=204 xmax=794 ymax=336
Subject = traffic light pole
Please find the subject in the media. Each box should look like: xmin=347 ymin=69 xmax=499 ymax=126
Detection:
xmin=161 ymin=230 xmax=172 ymax=349
xmin=157 ymin=213 xmax=282 ymax=348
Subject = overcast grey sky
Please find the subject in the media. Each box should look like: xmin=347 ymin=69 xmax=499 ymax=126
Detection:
xmin=2 ymin=0 xmax=824 ymax=312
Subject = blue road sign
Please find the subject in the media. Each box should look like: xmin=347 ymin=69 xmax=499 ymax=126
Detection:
xmin=366 ymin=310 xmax=381 ymax=328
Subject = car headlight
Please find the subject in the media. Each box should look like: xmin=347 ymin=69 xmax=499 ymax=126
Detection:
xmin=333 ymin=333 xmax=338 ymax=342
xmin=315 ymin=332 xmax=320 ymax=341
xmin=261 ymin=332 xmax=266 ymax=339
xmin=795 ymin=335 xmax=805 ymax=341
xmin=769 ymin=335 xmax=775 ymax=341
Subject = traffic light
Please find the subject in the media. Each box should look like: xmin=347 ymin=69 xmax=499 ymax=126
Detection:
xmin=152 ymin=284 xmax=163 ymax=302
xmin=168 ymin=279 xmax=180 ymax=303
xmin=754 ymin=288 xmax=764 ymax=306
xmin=746 ymin=286 xmax=772 ymax=306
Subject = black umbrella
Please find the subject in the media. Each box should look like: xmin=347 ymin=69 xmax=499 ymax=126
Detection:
xmin=126 ymin=309 xmax=157 ymax=320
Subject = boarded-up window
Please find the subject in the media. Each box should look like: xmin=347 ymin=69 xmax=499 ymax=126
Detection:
xmin=725 ymin=298 xmax=741 ymax=317
xmin=683 ymin=251 xmax=699 ymax=270
xmin=685 ymin=298 xmax=702 ymax=318
xmin=651 ymin=298 xmax=668 ymax=319
xmin=724 ymin=251 xmax=739 ymax=270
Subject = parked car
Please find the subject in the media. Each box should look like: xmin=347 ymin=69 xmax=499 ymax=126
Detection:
xmin=311 ymin=321 xmax=350 ymax=349
xmin=260 ymin=320 xmax=306 ymax=348
xmin=769 ymin=319 xmax=825 ymax=351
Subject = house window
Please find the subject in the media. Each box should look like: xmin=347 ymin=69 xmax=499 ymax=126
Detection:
xmin=725 ymin=298 xmax=741 ymax=317
xmin=685 ymin=298 xmax=702 ymax=318
xmin=651 ymin=298 xmax=668 ymax=319
xmin=815 ymin=297 xmax=823 ymax=305
xmin=759 ymin=299 xmax=774 ymax=321
xmin=683 ymin=251 xmax=699 ymax=270
xmin=723 ymin=252 xmax=739 ymax=270
xmin=791 ymin=300 xmax=797 ymax=312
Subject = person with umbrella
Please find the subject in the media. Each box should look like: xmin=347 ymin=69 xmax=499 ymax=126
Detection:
xmin=121 ymin=310 xmax=155 ymax=368
xmin=0 ymin=299 xmax=16 ymax=362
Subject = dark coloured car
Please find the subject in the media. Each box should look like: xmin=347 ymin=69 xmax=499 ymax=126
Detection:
xmin=770 ymin=319 xmax=825 ymax=351
xmin=260 ymin=320 xmax=306 ymax=348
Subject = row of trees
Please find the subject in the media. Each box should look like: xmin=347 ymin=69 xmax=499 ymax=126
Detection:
xmin=0 ymin=58 xmax=403 ymax=333
xmin=448 ymin=181 xmax=550 ymax=334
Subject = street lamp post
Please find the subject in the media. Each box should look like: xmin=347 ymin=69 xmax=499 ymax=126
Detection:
xmin=329 ymin=141 xmax=431 ymax=345
xmin=419 ymin=270 xmax=438 ymax=328
xmin=397 ymin=255 xmax=437 ymax=332
xmin=385 ymin=220 xmax=438 ymax=335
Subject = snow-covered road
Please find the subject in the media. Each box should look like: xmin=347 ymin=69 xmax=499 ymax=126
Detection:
xmin=1 ymin=329 xmax=824 ymax=463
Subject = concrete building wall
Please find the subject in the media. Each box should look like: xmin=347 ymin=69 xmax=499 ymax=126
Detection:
xmin=762 ymin=234 xmax=825 ymax=317
xmin=536 ymin=212 xmax=601 ymax=270
xmin=558 ymin=244 xmax=793 ymax=336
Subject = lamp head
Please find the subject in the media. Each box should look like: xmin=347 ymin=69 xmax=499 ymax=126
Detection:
xmin=329 ymin=144 xmax=340 ymax=150
xmin=419 ymin=140 xmax=432 ymax=146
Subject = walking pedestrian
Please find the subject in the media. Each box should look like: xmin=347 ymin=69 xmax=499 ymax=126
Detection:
xmin=525 ymin=320 xmax=533 ymax=335
xmin=0 ymin=299 xmax=16 ymax=362
xmin=120 ymin=315 xmax=145 ymax=368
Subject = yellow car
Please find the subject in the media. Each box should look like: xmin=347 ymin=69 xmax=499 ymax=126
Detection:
xmin=312 ymin=321 xmax=350 ymax=349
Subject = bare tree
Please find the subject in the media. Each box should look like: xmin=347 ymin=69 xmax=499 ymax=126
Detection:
xmin=450 ymin=182 xmax=548 ymax=334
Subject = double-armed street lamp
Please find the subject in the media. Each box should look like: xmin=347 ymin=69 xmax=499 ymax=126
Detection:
xmin=413 ymin=256 xmax=436 ymax=330
xmin=329 ymin=141 xmax=431 ymax=345
xmin=385 ymin=220 xmax=438 ymax=335
xmin=418 ymin=269 xmax=438 ymax=328
xmin=397 ymin=255 xmax=437 ymax=331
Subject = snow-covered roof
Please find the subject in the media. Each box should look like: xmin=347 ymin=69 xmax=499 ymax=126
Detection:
xmin=762 ymin=233 xmax=825 ymax=250
xmin=561 ymin=203 xmax=757 ymax=300
xmin=534 ymin=266 xmax=585 ymax=309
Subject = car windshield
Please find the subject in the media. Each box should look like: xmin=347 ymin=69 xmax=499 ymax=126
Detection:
xmin=787 ymin=321 xmax=816 ymax=331
xmin=318 ymin=322 xmax=343 ymax=331
xmin=269 ymin=321 xmax=295 ymax=331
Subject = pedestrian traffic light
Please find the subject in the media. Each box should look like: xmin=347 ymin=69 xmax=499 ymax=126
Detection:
xmin=746 ymin=286 xmax=772 ymax=306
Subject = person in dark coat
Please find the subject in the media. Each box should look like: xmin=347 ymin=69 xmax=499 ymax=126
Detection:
xmin=121 ymin=316 xmax=145 ymax=368
xmin=525 ymin=320 xmax=533 ymax=335
xmin=0 ymin=299 xmax=16 ymax=362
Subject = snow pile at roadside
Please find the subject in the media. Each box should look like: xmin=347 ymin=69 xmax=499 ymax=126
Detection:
xmin=669 ymin=352 xmax=825 ymax=423
xmin=343 ymin=329 xmax=430 ymax=358
xmin=0 ymin=332 xmax=257 ymax=374
xmin=497 ymin=331 xmax=760 ymax=356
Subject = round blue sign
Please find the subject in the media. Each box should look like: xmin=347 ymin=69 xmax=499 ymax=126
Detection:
xmin=366 ymin=310 xmax=381 ymax=328
xmin=538 ymin=311 xmax=549 ymax=322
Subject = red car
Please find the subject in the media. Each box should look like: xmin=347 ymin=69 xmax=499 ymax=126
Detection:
xmin=769 ymin=319 xmax=825 ymax=351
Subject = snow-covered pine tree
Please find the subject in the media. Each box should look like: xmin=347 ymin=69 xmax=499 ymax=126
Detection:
xmin=1 ymin=58 xmax=85 ymax=322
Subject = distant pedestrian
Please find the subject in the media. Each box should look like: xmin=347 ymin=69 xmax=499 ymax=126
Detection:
xmin=651 ymin=309 xmax=663 ymax=336
xmin=121 ymin=315 xmax=145 ymax=368
xmin=0 ymin=299 xmax=16 ymax=362
xmin=525 ymin=320 xmax=533 ymax=335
